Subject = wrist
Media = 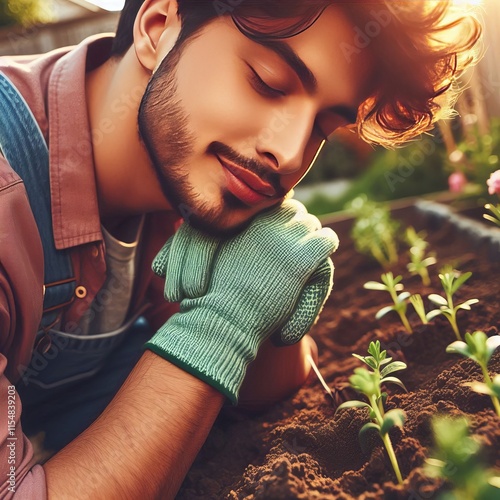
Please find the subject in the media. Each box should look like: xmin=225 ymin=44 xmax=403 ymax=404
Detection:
xmin=145 ymin=311 xmax=260 ymax=404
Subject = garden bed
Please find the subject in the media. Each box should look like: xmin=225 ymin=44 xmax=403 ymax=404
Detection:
xmin=177 ymin=200 xmax=500 ymax=499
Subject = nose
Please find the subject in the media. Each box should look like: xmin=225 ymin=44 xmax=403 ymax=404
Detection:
xmin=255 ymin=106 xmax=316 ymax=175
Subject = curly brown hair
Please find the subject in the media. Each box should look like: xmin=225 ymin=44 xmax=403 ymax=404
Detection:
xmin=112 ymin=0 xmax=482 ymax=148
xmin=343 ymin=1 xmax=483 ymax=147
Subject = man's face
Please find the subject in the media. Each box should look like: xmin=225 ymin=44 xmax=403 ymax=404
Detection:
xmin=139 ymin=5 xmax=372 ymax=236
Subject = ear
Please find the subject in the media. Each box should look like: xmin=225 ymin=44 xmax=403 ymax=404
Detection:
xmin=133 ymin=0 xmax=182 ymax=72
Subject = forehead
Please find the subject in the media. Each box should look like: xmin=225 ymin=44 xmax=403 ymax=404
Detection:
xmin=284 ymin=5 xmax=374 ymax=107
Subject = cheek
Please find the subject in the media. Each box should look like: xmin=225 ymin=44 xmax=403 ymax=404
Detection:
xmin=175 ymin=56 xmax=268 ymax=143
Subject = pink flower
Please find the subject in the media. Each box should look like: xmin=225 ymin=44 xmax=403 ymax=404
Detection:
xmin=487 ymin=170 xmax=500 ymax=196
xmin=448 ymin=172 xmax=467 ymax=193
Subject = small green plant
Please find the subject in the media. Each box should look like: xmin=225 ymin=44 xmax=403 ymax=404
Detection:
xmin=364 ymin=273 xmax=412 ymax=333
xmin=405 ymin=227 xmax=436 ymax=286
xmin=409 ymin=294 xmax=428 ymax=325
xmin=426 ymin=267 xmax=479 ymax=341
xmin=348 ymin=196 xmax=400 ymax=269
xmin=336 ymin=341 xmax=407 ymax=485
xmin=425 ymin=416 xmax=500 ymax=500
xmin=446 ymin=331 xmax=500 ymax=417
xmin=483 ymin=170 xmax=500 ymax=227
xmin=483 ymin=203 xmax=500 ymax=227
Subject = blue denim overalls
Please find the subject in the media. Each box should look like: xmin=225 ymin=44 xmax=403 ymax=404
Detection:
xmin=0 ymin=71 xmax=150 ymax=452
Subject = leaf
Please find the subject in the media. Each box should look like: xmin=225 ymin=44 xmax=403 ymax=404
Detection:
xmin=398 ymin=291 xmax=411 ymax=302
xmin=381 ymin=361 xmax=407 ymax=378
xmin=335 ymin=400 xmax=371 ymax=415
xmin=446 ymin=341 xmax=470 ymax=358
xmin=451 ymin=271 xmax=472 ymax=295
xmin=376 ymin=306 xmax=395 ymax=320
xmin=484 ymin=213 xmax=500 ymax=225
xmin=428 ymin=294 xmax=448 ymax=306
xmin=423 ymin=257 xmax=437 ymax=266
xmin=426 ymin=309 xmax=443 ymax=321
xmin=381 ymin=376 xmax=407 ymax=392
xmin=465 ymin=331 xmax=486 ymax=359
xmin=486 ymin=335 xmax=500 ymax=361
xmin=380 ymin=409 xmax=406 ymax=436
xmin=392 ymin=274 xmax=403 ymax=286
xmin=359 ymin=422 xmax=380 ymax=454
xmin=364 ymin=358 xmax=378 ymax=370
xmin=380 ymin=392 xmax=388 ymax=405
xmin=360 ymin=422 xmax=380 ymax=434
xmin=425 ymin=457 xmax=446 ymax=468
xmin=457 ymin=299 xmax=479 ymax=310
xmin=368 ymin=341 xmax=381 ymax=358
xmin=465 ymin=381 xmax=495 ymax=396
xmin=353 ymin=353 xmax=366 ymax=362
xmin=364 ymin=281 xmax=387 ymax=291
xmin=379 ymin=357 xmax=393 ymax=366
xmin=488 ymin=477 xmax=500 ymax=489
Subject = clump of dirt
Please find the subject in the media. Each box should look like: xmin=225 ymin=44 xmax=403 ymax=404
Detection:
xmin=177 ymin=203 xmax=500 ymax=499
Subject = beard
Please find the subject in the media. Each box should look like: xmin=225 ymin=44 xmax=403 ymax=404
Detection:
xmin=138 ymin=42 xmax=275 ymax=238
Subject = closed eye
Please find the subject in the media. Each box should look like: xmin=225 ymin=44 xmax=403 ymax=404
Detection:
xmin=248 ymin=66 xmax=285 ymax=99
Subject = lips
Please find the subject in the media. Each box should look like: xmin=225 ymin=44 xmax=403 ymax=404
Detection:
xmin=216 ymin=155 xmax=276 ymax=206
xmin=217 ymin=156 xmax=275 ymax=197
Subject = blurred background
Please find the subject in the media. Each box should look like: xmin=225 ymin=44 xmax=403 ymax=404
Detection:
xmin=0 ymin=0 xmax=498 ymax=217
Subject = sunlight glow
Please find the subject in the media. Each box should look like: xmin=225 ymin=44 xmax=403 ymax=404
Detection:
xmin=451 ymin=0 xmax=483 ymax=6
xmin=83 ymin=0 xmax=125 ymax=11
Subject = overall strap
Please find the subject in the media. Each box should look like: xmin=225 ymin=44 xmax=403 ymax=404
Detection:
xmin=0 ymin=71 xmax=75 ymax=329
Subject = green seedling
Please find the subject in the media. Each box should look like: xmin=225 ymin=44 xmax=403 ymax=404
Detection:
xmin=348 ymin=196 xmax=400 ymax=269
xmin=405 ymin=228 xmax=436 ymax=286
xmin=426 ymin=267 xmax=479 ymax=341
xmin=409 ymin=294 xmax=428 ymax=325
xmin=364 ymin=273 xmax=412 ymax=333
xmin=446 ymin=331 xmax=500 ymax=417
xmin=425 ymin=416 xmax=500 ymax=500
xmin=407 ymin=246 xmax=437 ymax=287
xmin=336 ymin=341 xmax=407 ymax=485
xmin=484 ymin=170 xmax=500 ymax=226
xmin=483 ymin=203 xmax=500 ymax=227
xmin=405 ymin=226 xmax=427 ymax=250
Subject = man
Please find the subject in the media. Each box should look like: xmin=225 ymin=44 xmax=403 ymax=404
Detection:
xmin=0 ymin=0 xmax=480 ymax=498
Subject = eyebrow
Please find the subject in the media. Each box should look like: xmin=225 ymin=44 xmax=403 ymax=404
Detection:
xmin=257 ymin=39 xmax=318 ymax=94
xmin=256 ymin=39 xmax=358 ymax=124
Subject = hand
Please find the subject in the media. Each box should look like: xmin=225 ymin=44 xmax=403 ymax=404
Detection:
xmin=146 ymin=199 xmax=339 ymax=403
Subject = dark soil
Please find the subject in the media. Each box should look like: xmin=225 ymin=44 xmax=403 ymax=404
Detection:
xmin=177 ymin=201 xmax=500 ymax=499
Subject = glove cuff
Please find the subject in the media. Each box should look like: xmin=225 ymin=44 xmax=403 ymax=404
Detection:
xmin=144 ymin=312 xmax=259 ymax=404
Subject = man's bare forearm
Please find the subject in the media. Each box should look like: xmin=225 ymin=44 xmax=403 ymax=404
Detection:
xmin=43 ymin=350 xmax=224 ymax=499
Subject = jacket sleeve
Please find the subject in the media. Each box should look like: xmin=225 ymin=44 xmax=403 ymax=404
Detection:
xmin=0 ymin=355 xmax=46 ymax=499
xmin=0 ymin=161 xmax=47 ymax=498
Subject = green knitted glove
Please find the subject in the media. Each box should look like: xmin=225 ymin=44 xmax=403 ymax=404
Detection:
xmin=145 ymin=199 xmax=339 ymax=403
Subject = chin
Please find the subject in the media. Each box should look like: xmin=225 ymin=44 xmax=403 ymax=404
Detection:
xmin=186 ymin=200 xmax=281 ymax=239
xmin=186 ymin=211 xmax=255 ymax=239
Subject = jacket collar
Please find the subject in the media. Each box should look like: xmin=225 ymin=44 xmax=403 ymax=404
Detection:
xmin=48 ymin=34 xmax=114 ymax=250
